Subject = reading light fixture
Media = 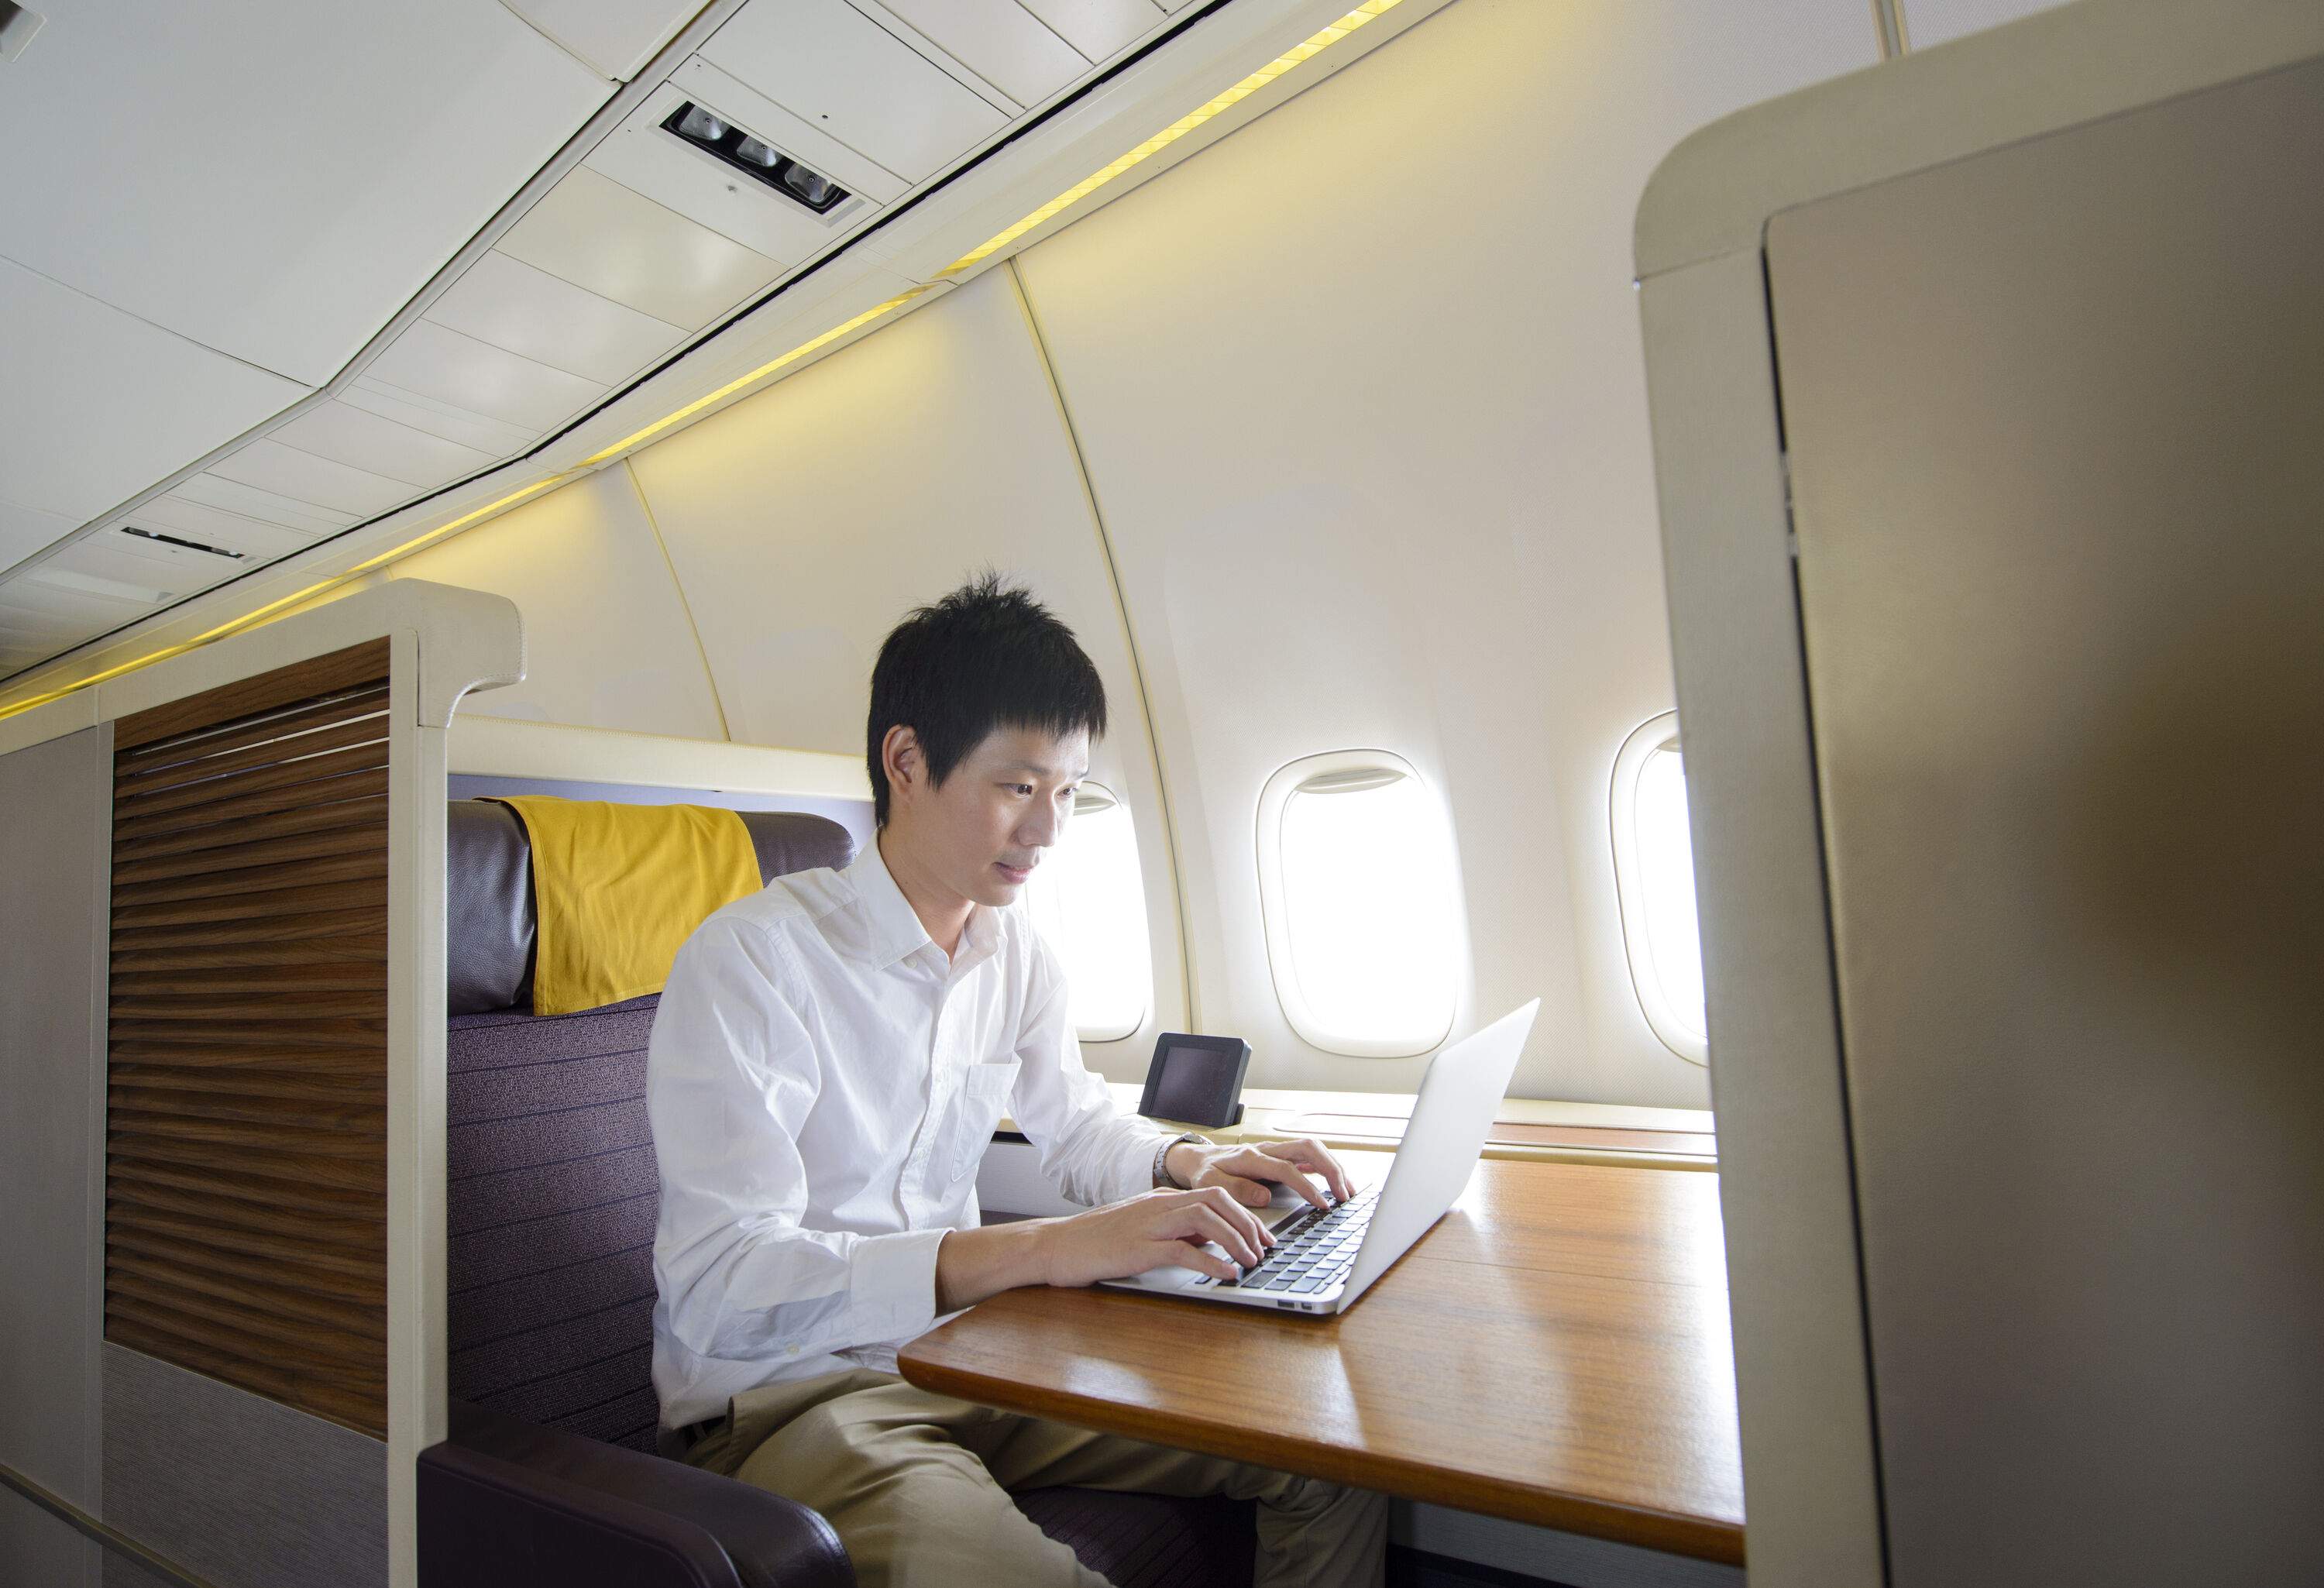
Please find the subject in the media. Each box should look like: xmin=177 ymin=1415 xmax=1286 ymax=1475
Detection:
xmin=940 ymin=0 xmax=1409 ymax=277
xmin=662 ymin=102 xmax=851 ymax=215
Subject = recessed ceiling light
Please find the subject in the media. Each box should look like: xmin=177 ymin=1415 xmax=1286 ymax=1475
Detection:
xmin=660 ymin=101 xmax=851 ymax=215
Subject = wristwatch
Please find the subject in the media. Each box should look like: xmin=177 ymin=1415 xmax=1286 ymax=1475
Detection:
xmin=1152 ymin=1131 xmax=1210 ymax=1189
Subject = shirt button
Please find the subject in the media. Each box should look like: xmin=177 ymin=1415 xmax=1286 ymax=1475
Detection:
xmin=786 ymin=1345 xmax=800 ymax=1356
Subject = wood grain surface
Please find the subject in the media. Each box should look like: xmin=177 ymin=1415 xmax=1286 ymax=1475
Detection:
xmin=900 ymin=1155 xmax=1745 ymax=1565
xmin=106 ymin=643 xmax=393 ymax=1438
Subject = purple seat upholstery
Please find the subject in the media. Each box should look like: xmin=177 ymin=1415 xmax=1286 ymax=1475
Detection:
xmin=438 ymin=805 xmax=1259 ymax=1585
xmin=449 ymin=995 xmax=666 ymax=1450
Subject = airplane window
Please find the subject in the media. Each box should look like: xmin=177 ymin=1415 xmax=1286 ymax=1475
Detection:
xmin=1611 ymin=713 xmax=1709 ymax=1064
xmin=1257 ymin=751 xmax=1462 ymax=1057
xmin=1023 ymin=783 xmax=1152 ymax=1042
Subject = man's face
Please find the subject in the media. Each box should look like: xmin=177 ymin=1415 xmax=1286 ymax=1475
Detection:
xmin=892 ymin=723 xmax=1090 ymax=912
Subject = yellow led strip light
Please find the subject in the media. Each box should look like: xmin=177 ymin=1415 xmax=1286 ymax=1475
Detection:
xmin=582 ymin=286 xmax=928 ymax=466
xmin=0 ymin=476 xmax=563 ymax=724
xmin=940 ymin=0 xmax=1407 ymax=278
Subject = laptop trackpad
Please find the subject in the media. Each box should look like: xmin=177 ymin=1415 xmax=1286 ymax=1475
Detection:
xmin=1115 ymin=1263 xmax=1205 ymax=1291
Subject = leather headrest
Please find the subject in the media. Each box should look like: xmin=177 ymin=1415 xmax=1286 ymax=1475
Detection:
xmin=445 ymin=799 xmax=856 ymax=1015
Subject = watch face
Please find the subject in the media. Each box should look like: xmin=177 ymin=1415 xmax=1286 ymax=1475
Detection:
xmin=1153 ymin=1043 xmax=1236 ymax=1122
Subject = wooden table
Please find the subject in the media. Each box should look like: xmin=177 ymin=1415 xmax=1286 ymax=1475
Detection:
xmin=899 ymin=1154 xmax=1745 ymax=1565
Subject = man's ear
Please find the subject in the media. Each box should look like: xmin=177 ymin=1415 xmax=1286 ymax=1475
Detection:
xmin=882 ymin=724 xmax=922 ymax=806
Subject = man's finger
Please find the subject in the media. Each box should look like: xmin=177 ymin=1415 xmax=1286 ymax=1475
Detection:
xmin=1219 ymin=1173 xmax=1271 ymax=1208
xmin=1164 ymin=1239 xmax=1239 ymax=1281
xmin=1198 ymin=1184 xmax=1274 ymax=1251
xmin=1241 ymin=1147 xmax=1328 ymax=1208
xmin=1281 ymin=1137 xmax=1353 ymax=1201
xmin=1184 ymin=1207 xmax=1261 ymax=1270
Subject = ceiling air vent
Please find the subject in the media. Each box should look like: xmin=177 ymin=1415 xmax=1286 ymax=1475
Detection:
xmin=123 ymin=525 xmax=247 ymax=560
xmin=661 ymin=101 xmax=850 ymax=215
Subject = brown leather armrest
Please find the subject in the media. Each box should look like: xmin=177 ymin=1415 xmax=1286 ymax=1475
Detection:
xmin=419 ymin=1398 xmax=852 ymax=1588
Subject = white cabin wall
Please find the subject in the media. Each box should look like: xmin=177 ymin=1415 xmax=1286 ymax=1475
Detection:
xmin=383 ymin=466 xmax=725 ymax=738
xmin=1011 ymin=0 xmax=1877 ymax=1105
xmin=622 ymin=268 xmax=1188 ymax=1069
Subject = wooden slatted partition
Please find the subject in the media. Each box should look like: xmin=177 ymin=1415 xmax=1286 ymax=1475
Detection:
xmin=105 ymin=638 xmax=394 ymax=1437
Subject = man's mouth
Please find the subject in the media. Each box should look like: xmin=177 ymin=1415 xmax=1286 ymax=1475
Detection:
xmin=994 ymin=861 xmax=1034 ymax=884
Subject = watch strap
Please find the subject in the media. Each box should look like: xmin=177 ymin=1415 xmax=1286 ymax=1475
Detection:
xmin=1153 ymin=1131 xmax=1210 ymax=1189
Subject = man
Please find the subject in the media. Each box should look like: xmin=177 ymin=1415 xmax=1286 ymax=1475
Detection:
xmin=648 ymin=574 xmax=1387 ymax=1586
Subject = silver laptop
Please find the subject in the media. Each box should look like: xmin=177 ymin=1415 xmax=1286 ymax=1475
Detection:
xmin=1099 ymin=1000 xmax=1540 ymax=1315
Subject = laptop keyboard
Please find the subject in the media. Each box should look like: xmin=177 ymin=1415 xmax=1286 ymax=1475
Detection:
xmin=1205 ymin=1183 xmax=1379 ymax=1294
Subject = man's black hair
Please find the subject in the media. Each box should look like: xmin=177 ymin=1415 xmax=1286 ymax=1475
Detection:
xmin=866 ymin=572 xmax=1108 ymax=827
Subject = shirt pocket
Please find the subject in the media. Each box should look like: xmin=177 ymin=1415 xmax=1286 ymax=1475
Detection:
xmin=945 ymin=1060 xmax=1021 ymax=1184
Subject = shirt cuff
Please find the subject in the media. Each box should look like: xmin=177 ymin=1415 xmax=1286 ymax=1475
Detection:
xmin=849 ymin=1226 xmax=950 ymax=1336
xmin=1128 ymin=1130 xmax=1170 ymax=1201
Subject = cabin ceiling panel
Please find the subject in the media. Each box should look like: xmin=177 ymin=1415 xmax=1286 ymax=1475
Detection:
xmin=0 ymin=0 xmax=610 ymax=386
xmin=497 ymin=166 xmax=787 ymax=332
xmin=205 ymin=438 xmax=418 ymax=522
xmin=384 ymin=468 xmax=727 ymax=741
xmin=871 ymin=0 xmax=1092 ymax=108
xmin=342 ymin=381 xmax=539 ymax=462
xmin=169 ymin=474 xmax=356 ymax=538
xmin=0 ymin=256 xmax=308 ymax=536
xmin=1012 ymin=0 xmax=1875 ymax=1107
xmin=361 ymin=318 xmax=609 ymax=437
xmin=697 ymin=0 xmax=1009 ymax=181
xmin=1017 ymin=0 xmax=1168 ymax=64
xmin=266 ymin=400 xmax=500 ymax=493
xmin=422 ymin=249 xmax=693 ymax=388
xmin=40 ymin=531 xmax=239 ymax=608
xmin=499 ymin=0 xmax=706 ymax=81
xmin=0 ymin=497 xmax=77 ymax=576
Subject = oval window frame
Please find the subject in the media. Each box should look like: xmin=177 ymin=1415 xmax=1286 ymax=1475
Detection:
xmin=1610 ymin=712 xmax=1709 ymax=1066
xmin=1022 ymin=779 xmax=1152 ymax=1044
xmin=1254 ymin=748 xmax=1462 ymax=1059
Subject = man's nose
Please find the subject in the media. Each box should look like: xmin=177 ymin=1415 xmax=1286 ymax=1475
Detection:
xmin=1021 ymin=802 xmax=1061 ymax=849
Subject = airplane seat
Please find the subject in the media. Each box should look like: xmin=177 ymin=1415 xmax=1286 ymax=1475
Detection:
xmin=426 ymin=797 xmax=1256 ymax=1587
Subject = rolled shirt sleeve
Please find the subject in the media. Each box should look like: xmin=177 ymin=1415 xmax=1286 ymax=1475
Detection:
xmin=1007 ymin=935 xmax=1168 ymax=1208
xmin=648 ymin=918 xmax=944 ymax=1366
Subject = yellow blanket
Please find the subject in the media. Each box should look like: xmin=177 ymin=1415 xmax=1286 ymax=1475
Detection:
xmin=495 ymin=797 xmax=762 ymax=1016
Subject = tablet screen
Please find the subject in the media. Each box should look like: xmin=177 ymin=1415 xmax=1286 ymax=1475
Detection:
xmin=1152 ymin=1043 xmax=1236 ymax=1122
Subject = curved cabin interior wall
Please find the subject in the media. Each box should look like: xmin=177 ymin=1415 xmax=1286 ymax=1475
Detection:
xmin=376 ymin=0 xmax=1879 ymax=1110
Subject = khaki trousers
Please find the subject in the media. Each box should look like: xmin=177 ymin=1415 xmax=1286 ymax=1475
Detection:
xmin=681 ymin=1367 xmax=1387 ymax=1588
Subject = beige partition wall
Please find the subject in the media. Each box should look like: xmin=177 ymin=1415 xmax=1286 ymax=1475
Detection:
xmin=0 ymin=583 xmax=521 ymax=1588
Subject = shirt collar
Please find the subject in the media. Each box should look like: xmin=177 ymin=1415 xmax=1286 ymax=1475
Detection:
xmin=845 ymin=835 xmax=999 ymax=971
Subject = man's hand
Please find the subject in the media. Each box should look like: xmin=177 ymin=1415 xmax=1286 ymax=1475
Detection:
xmin=1040 ymin=1186 xmax=1277 ymax=1288
xmin=934 ymin=1186 xmax=1278 ymax=1310
xmin=1168 ymin=1136 xmax=1353 ymax=1211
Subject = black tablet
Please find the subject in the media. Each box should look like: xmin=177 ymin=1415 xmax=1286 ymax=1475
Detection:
xmin=1138 ymin=1033 xmax=1253 ymax=1129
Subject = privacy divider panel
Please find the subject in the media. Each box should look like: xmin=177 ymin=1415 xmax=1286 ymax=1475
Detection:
xmin=105 ymin=637 xmax=394 ymax=1438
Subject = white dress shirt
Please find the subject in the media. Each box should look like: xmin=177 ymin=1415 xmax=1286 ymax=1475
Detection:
xmin=648 ymin=837 xmax=1166 ymax=1430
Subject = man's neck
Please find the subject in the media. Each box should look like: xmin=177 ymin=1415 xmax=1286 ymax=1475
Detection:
xmin=875 ymin=829 xmax=975 ymax=961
